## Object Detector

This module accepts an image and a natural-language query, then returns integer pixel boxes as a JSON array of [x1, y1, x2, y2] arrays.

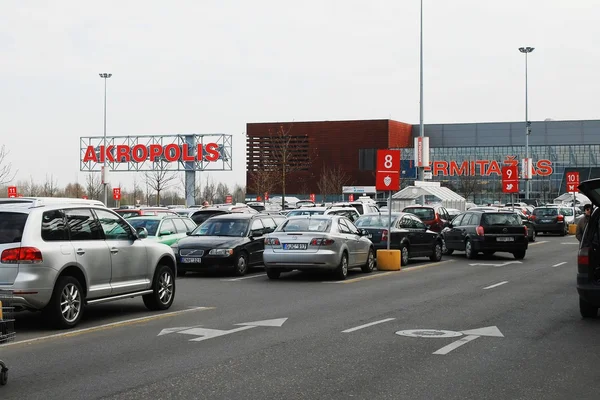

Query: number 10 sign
[[502, 166, 519, 193]]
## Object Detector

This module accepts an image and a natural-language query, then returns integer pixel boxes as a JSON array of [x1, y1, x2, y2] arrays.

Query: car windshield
[[0, 212, 27, 244], [286, 210, 325, 217], [403, 207, 435, 220], [559, 208, 574, 216], [192, 219, 249, 237], [481, 213, 522, 226], [279, 219, 332, 232], [533, 208, 558, 217], [355, 215, 397, 227], [127, 219, 161, 236]]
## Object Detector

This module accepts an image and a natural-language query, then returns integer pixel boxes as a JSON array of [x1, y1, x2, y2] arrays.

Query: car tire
[[43, 276, 85, 329], [580, 297, 598, 318], [442, 239, 453, 255], [465, 240, 477, 259], [560, 226, 567, 236], [400, 244, 409, 266], [266, 269, 281, 280], [233, 253, 249, 276], [143, 264, 176, 311], [361, 248, 376, 273], [513, 250, 526, 260], [430, 241, 443, 262], [334, 252, 349, 280], [530, 229, 536, 242]]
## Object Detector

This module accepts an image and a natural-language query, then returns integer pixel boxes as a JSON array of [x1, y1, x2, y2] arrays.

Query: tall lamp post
[[418, 0, 424, 182], [518, 47, 534, 199], [99, 73, 112, 206]]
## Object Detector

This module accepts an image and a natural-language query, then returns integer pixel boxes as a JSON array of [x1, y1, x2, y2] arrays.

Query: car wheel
[[143, 264, 176, 311], [334, 252, 349, 280], [465, 240, 476, 259], [441, 239, 453, 255], [233, 253, 249, 276], [513, 250, 526, 260], [560, 226, 567, 236], [400, 244, 409, 266], [361, 248, 375, 273], [430, 241, 443, 262], [580, 297, 598, 318], [266, 268, 281, 280], [530, 229, 536, 242], [44, 276, 84, 329]]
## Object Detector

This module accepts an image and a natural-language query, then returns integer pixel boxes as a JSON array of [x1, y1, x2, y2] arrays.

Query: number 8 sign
[[376, 150, 400, 191]]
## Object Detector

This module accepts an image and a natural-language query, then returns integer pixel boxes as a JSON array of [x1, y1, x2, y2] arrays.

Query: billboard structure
[[80, 134, 233, 206]]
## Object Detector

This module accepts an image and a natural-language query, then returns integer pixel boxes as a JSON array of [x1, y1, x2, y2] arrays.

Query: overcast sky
[[1, 0, 598, 192]]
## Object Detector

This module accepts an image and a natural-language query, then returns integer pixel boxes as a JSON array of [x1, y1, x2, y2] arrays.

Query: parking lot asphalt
[[1, 234, 594, 400]]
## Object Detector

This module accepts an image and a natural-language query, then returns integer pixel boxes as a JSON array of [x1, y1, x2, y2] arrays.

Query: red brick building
[[246, 119, 413, 196]]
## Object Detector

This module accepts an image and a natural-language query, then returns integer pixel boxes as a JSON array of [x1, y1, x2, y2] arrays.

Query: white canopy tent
[[553, 192, 591, 205], [390, 182, 466, 212]]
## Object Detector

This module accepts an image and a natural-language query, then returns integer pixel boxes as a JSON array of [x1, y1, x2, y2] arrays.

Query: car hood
[[176, 236, 247, 248]]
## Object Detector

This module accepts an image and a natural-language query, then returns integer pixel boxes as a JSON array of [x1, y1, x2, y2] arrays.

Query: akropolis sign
[[424, 156, 553, 177], [82, 143, 220, 163]]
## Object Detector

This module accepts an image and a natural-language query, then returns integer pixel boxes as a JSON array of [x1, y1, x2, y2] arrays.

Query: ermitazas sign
[[425, 156, 553, 177], [82, 143, 220, 163]]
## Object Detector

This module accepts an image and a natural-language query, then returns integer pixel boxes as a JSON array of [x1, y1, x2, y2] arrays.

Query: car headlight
[[209, 248, 234, 256]]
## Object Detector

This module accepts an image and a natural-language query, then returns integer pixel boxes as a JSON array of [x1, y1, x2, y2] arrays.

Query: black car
[[499, 208, 536, 242], [576, 179, 600, 318], [442, 210, 528, 259], [531, 206, 568, 236], [354, 212, 444, 266], [172, 214, 281, 276]]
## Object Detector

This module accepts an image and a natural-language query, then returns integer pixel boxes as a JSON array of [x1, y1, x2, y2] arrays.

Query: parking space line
[[1, 306, 214, 348], [552, 262, 567, 268], [529, 241, 548, 246], [561, 242, 579, 245], [483, 281, 508, 290], [328, 260, 454, 284], [221, 273, 268, 282], [342, 318, 396, 333]]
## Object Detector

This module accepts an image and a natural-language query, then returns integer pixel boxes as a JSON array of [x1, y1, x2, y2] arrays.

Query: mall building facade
[[246, 119, 600, 203]]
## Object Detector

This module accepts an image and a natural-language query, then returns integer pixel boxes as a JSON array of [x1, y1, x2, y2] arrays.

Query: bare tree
[[0, 145, 16, 185], [144, 164, 178, 206], [202, 175, 217, 205], [232, 184, 246, 203], [41, 174, 59, 197], [85, 173, 103, 200], [64, 182, 85, 198], [248, 168, 278, 201], [215, 182, 230, 204], [131, 177, 144, 206], [317, 166, 350, 201], [456, 175, 483, 201]]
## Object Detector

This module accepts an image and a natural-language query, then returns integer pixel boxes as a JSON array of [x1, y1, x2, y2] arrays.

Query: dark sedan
[[171, 214, 279, 276], [354, 212, 444, 266], [442, 210, 528, 259]]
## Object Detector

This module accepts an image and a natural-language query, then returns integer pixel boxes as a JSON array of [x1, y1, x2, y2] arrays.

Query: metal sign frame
[[79, 134, 233, 172]]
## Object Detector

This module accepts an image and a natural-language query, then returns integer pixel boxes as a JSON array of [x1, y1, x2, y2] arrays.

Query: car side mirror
[[250, 229, 264, 238], [136, 227, 148, 239], [159, 230, 172, 236]]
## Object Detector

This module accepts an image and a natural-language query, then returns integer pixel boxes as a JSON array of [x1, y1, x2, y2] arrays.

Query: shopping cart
[[0, 290, 15, 386]]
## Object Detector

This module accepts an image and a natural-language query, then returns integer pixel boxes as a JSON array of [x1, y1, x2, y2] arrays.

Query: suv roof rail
[[0, 197, 106, 208]]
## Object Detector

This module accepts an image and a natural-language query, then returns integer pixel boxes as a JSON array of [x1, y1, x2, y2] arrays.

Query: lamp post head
[[99, 73, 112, 78], [519, 47, 534, 54]]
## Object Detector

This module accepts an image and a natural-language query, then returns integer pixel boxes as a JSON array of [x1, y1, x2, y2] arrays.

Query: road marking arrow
[[433, 326, 504, 355], [235, 318, 288, 327], [460, 326, 504, 337], [158, 318, 288, 342], [469, 261, 522, 267]]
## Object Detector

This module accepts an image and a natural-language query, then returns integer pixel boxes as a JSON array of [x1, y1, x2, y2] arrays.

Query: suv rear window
[[403, 207, 435, 221], [0, 212, 27, 244], [481, 213, 522, 226], [280, 219, 332, 232], [533, 208, 558, 217]]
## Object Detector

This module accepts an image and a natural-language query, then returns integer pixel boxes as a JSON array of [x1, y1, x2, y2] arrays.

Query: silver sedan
[[263, 215, 375, 280]]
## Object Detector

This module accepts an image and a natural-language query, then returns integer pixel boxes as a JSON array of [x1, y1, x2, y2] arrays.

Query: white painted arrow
[[235, 318, 288, 327], [460, 326, 504, 337], [433, 326, 504, 355], [158, 318, 288, 342], [469, 261, 522, 267]]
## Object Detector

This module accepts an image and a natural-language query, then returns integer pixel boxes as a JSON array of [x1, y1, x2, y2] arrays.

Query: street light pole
[[518, 47, 534, 199], [418, 0, 424, 182], [99, 73, 112, 206]]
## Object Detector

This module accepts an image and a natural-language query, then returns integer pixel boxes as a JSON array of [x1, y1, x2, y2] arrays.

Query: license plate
[[541, 220, 551, 223], [497, 237, 515, 242], [181, 257, 202, 263], [283, 243, 308, 250]]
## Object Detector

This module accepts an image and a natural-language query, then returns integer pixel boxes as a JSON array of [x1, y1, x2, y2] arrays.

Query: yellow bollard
[[376, 249, 401, 271], [568, 224, 577, 235], [0, 300, 3, 320]]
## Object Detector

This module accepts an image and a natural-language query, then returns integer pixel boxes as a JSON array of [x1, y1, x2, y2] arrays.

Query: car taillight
[[310, 238, 335, 246], [476, 226, 485, 236], [578, 247, 589, 273], [264, 238, 280, 245], [381, 229, 389, 242], [557, 215, 564, 222], [524, 226, 528, 236], [530, 215, 536, 221], [1, 247, 43, 264]]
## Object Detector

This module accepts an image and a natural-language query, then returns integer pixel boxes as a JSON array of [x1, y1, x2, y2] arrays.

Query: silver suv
[[0, 200, 177, 329]]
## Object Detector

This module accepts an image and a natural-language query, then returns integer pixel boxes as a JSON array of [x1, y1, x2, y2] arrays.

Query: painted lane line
[[561, 242, 579, 245], [327, 260, 455, 284], [432, 335, 480, 355], [552, 262, 567, 268], [529, 240, 548, 246], [1, 306, 214, 348], [483, 281, 509, 290], [222, 273, 267, 282], [342, 318, 396, 333]]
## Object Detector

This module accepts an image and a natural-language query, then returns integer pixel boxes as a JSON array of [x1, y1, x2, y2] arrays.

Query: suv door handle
[[76, 249, 85, 255], [110, 247, 119, 254]]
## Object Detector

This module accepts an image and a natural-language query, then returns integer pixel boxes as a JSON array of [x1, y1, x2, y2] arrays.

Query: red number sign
[[7, 186, 17, 198], [309, 193, 315, 202], [566, 172, 580, 193], [264, 192, 269, 201], [225, 195, 233, 204], [502, 166, 519, 193], [376, 150, 401, 191], [348, 194, 354, 202], [113, 188, 121, 201], [82, 196, 88, 200]]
